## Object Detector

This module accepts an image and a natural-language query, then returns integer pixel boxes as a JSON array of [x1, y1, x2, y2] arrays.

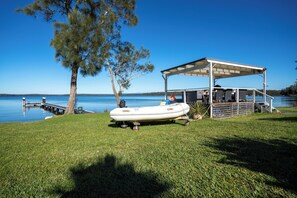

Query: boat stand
[[111, 115, 190, 131], [132, 122, 140, 131], [174, 115, 190, 126]]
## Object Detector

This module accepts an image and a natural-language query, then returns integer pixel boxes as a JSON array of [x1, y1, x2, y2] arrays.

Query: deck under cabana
[[161, 57, 275, 118]]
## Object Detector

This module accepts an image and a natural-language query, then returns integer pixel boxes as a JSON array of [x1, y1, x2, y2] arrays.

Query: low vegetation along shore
[[0, 110, 297, 197]]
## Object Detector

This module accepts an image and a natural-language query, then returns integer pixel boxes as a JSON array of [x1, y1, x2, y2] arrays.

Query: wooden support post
[[253, 90, 256, 103], [209, 62, 213, 118], [22, 105, 26, 115], [22, 97, 26, 106], [236, 89, 239, 115], [163, 74, 168, 100], [269, 98, 273, 113], [236, 89, 239, 103]]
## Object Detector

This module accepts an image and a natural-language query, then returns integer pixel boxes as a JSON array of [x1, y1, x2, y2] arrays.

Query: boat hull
[[110, 103, 190, 122]]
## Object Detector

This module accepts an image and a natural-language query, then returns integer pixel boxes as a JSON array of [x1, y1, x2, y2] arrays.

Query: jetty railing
[[42, 103, 67, 115], [22, 97, 93, 115]]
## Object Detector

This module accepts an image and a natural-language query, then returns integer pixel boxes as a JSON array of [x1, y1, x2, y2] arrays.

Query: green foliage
[[279, 61, 297, 96], [247, 90, 282, 96], [51, 10, 104, 76], [108, 41, 154, 90], [190, 101, 208, 118], [104, 35, 154, 105], [265, 90, 281, 96], [280, 83, 297, 96], [19, 0, 138, 76], [1, 112, 297, 197], [19, 0, 139, 113]]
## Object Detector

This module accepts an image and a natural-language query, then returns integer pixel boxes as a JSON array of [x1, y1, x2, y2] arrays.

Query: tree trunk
[[107, 61, 120, 106], [65, 66, 78, 114]]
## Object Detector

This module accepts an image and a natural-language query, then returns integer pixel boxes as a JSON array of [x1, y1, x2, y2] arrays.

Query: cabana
[[161, 57, 274, 118]]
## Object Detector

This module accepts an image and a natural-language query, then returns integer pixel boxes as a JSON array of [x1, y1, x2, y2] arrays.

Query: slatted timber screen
[[212, 102, 254, 119]]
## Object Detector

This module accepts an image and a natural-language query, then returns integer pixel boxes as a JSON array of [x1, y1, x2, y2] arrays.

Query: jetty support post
[[22, 104, 26, 115], [162, 74, 168, 100], [41, 97, 46, 109], [209, 62, 213, 118], [22, 97, 26, 106]]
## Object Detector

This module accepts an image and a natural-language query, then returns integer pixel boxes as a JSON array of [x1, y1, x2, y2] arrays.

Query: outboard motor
[[119, 100, 126, 108]]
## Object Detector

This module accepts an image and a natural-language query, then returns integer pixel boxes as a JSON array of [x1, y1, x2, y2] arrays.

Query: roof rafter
[[161, 57, 265, 79]]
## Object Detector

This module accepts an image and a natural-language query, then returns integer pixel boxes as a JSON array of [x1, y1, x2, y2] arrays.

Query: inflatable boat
[[110, 103, 190, 122]]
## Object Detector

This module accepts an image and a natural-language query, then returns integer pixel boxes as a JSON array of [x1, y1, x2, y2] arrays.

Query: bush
[[190, 102, 208, 119], [280, 83, 297, 96]]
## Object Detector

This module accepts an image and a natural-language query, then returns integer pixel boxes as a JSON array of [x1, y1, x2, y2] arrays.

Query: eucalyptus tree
[[105, 41, 154, 105], [19, 0, 137, 114]]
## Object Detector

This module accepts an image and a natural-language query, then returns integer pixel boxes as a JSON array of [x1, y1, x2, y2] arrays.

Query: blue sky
[[0, 0, 296, 94]]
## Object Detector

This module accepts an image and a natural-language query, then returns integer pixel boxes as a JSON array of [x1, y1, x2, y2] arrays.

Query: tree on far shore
[[294, 60, 297, 85], [19, 0, 137, 114], [280, 61, 297, 96]]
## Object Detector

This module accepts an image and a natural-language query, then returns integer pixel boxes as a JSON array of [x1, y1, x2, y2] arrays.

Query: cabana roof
[[161, 57, 266, 79]]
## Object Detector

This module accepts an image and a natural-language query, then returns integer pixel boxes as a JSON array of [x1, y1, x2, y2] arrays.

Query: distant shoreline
[[0, 92, 166, 96], [0, 90, 286, 96]]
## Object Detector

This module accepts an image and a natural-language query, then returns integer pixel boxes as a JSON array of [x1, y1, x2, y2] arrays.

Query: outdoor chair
[[224, 89, 233, 102], [202, 92, 209, 105], [239, 90, 247, 102], [185, 91, 198, 103], [214, 89, 224, 102], [196, 90, 204, 103], [234, 90, 247, 102]]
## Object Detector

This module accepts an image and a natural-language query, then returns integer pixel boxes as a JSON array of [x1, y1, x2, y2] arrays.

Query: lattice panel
[[213, 102, 254, 118]]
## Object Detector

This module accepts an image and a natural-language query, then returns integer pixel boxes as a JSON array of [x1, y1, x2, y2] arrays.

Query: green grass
[[278, 106, 297, 113], [0, 112, 297, 197]]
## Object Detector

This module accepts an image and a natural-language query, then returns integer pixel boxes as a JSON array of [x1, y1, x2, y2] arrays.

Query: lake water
[[0, 95, 296, 123], [0, 95, 164, 123]]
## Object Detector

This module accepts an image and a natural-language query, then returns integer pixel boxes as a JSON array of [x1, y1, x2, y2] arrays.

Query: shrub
[[190, 102, 208, 119]]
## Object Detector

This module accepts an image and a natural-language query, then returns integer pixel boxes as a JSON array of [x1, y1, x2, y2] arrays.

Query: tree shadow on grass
[[207, 137, 297, 194], [108, 120, 185, 129], [53, 154, 171, 197], [258, 116, 297, 122]]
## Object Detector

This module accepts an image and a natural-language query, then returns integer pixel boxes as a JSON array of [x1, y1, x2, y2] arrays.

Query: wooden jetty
[[24, 102, 42, 108], [22, 97, 93, 115], [42, 103, 67, 115]]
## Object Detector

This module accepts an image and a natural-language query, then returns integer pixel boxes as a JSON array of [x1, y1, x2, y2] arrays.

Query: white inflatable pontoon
[[110, 103, 190, 122]]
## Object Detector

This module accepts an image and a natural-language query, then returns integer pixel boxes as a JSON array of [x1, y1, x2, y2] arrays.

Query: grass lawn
[[278, 106, 297, 113], [0, 111, 297, 197]]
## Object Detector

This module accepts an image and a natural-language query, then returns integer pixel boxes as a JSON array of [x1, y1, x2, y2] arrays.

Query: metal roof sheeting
[[161, 57, 266, 79]]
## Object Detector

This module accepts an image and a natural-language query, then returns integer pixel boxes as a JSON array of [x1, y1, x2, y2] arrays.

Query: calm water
[[0, 95, 164, 123], [0, 95, 296, 123]]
